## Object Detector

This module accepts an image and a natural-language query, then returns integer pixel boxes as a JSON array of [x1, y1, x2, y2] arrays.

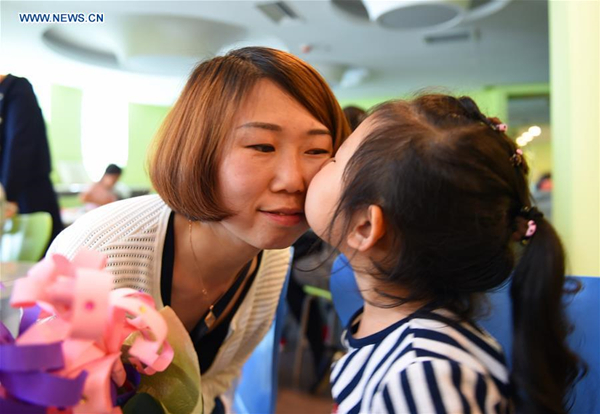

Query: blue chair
[[329, 254, 363, 328], [479, 277, 600, 414], [329, 253, 600, 413], [233, 253, 292, 414], [563, 277, 600, 413]]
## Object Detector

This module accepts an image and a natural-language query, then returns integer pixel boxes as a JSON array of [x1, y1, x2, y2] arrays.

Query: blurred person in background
[[342, 105, 367, 131], [533, 172, 552, 220], [0, 74, 63, 244], [80, 163, 123, 209]]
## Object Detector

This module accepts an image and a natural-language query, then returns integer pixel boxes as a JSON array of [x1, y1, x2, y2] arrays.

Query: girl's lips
[[260, 211, 305, 226]]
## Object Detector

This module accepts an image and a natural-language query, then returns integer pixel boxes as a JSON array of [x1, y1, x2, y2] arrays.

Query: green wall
[[523, 139, 552, 185], [125, 103, 170, 187], [47, 85, 82, 183], [549, 0, 599, 277], [46, 85, 169, 189]]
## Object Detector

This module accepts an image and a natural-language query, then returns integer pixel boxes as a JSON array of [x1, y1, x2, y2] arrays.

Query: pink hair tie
[[525, 220, 537, 238], [518, 206, 543, 244], [510, 149, 524, 167], [495, 123, 508, 132]]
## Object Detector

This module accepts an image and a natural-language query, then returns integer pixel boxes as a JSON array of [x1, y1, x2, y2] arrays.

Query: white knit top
[[48, 195, 292, 413]]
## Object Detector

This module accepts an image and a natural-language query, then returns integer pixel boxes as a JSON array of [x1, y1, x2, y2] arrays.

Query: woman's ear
[[346, 205, 386, 252]]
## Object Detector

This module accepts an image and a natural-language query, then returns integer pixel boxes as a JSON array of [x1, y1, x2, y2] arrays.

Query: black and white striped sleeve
[[371, 359, 508, 414]]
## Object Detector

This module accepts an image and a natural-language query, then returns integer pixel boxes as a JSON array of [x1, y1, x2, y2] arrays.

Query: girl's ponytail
[[510, 215, 584, 413]]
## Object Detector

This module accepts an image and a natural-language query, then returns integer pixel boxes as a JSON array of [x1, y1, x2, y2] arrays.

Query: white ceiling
[[1, 0, 549, 104]]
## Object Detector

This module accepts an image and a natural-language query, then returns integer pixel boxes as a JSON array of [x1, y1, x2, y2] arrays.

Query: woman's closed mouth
[[259, 208, 305, 226]]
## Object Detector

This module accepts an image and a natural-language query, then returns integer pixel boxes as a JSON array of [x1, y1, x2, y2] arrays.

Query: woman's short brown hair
[[148, 47, 350, 221]]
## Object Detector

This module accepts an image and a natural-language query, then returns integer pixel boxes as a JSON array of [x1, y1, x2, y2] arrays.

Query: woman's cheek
[[223, 151, 267, 178], [218, 153, 263, 201]]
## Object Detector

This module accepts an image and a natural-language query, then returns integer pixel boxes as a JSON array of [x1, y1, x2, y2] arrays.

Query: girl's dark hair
[[331, 94, 584, 413]]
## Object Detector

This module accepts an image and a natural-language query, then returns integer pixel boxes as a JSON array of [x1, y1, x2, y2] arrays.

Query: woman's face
[[305, 118, 372, 243], [217, 79, 334, 250]]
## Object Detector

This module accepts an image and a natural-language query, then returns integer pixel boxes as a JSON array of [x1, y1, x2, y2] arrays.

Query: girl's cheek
[[306, 161, 328, 182]]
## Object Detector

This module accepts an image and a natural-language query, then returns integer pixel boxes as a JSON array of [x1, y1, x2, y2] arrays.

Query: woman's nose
[[270, 153, 307, 194]]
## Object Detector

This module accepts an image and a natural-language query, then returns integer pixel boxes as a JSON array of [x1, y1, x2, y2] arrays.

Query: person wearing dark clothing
[[288, 231, 328, 366], [0, 74, 63, 243], [342, 105, 367, 131]]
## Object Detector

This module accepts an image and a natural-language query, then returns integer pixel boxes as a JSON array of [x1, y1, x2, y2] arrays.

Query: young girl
[[305, 95, 584, 413]]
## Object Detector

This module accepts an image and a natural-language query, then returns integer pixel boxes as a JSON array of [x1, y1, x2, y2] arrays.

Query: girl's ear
[[346, 205, 386, 252]]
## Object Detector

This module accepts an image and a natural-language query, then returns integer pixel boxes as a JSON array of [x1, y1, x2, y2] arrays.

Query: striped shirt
[[331, 307, 512, 414]]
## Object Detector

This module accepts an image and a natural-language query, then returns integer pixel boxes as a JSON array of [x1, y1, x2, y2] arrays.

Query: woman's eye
[[248, 144, 275, 153], [306, 149, 331, 155]]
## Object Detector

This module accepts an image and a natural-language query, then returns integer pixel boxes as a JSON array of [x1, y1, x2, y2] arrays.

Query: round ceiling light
[[311, 62, 348, 87], [362, 0, 470, 30], [42, 14, 248, 75]]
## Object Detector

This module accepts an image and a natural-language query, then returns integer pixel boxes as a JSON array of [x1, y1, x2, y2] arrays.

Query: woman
[[49, 47, 350, 413]]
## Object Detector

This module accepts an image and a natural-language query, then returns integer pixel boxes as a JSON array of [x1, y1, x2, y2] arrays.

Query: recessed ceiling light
[[528, 126, 542, 137]]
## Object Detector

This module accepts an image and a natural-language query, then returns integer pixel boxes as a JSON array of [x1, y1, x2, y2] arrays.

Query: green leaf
[[124, 306, 203, 414]]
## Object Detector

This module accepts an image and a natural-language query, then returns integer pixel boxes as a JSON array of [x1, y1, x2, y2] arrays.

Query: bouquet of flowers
[[0, 249, 202, 413]]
